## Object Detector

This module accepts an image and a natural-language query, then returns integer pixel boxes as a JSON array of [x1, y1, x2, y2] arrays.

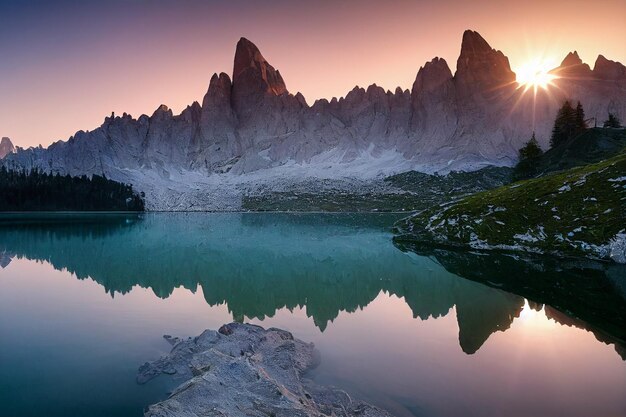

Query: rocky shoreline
[[138, 323, 392, 417]]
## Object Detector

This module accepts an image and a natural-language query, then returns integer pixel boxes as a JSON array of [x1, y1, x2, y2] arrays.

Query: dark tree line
[[0, 167, 145, 211], [550, 100, 588, 148], [514, 101, 622, 179]]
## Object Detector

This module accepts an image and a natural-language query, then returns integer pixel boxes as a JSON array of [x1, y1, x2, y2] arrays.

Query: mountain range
[[3, 30, 625, 210]]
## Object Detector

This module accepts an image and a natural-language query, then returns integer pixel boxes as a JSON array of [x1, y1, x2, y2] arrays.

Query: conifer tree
[[550, 100, 577, 148], [574, 101, 587, 134], [514, 132, 544, 179], [603, 113, 622, 128], [518, 132, 543, 160], [0, 167, 145, 211]]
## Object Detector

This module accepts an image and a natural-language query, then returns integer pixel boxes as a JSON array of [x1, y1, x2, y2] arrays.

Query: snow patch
[[558, 184, 571, 193], [609, 233, 626, 264], [514, 232, 539, 243]]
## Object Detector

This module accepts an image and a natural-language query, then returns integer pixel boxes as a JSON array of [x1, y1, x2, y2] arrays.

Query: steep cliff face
[[4, 30, 626, 210], [455, 30, 517, 100], [553, 51, 594, 79], [193, 72, 239, 172], [593, 55, 626, 81], [0, 137, 15, 159]]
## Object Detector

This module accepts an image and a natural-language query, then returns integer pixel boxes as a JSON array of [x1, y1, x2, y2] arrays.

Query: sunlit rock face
[[0, 137, 14, 159], [4, 30, 626, 210]]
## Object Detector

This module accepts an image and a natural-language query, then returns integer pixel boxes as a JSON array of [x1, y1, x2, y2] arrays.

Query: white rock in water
[[138, 323, 393, 417]]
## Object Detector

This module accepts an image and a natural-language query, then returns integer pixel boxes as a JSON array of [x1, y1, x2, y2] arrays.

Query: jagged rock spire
[[232, 37, 287, 96], [561, 51, 583, 67], [411, 57, 457, 133], [593, 55, 626, 80], [455, 30, 516, 96], [151, 104, 173, 119], [230, 37, 291, 124], [202, 72, 233, 110], [553, 51, 592, 78], [412, 57, 453, 94], [0, 137, 15, 159]]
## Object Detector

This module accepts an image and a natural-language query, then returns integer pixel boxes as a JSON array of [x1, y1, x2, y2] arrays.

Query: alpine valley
[[2, 30, 625, 210]]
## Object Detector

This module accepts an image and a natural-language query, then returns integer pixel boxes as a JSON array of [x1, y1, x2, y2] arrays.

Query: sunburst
[[516, 58, 559, 93]]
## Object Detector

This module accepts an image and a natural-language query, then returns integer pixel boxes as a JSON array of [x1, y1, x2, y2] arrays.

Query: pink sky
[[1, 0, 625, 148]]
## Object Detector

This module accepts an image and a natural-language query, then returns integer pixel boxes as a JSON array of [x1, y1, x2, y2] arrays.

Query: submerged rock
[[138, 323, 392, 417]]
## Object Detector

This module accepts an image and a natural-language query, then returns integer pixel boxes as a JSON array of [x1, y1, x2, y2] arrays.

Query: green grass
[[396, 151, 626, 260]]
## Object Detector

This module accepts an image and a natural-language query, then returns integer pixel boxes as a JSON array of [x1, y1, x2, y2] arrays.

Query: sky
[[1, 0, 625, 148]]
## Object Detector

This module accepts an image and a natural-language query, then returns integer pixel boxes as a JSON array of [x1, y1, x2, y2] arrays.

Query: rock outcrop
[[455, 30, 516, 99], [0, 137, 14, 159], [593, 55, 626, 81], [138, 323, 392, 417], [552, 51, 594, 79], [233, 37, 288, 98], [3, 30, 625, 210]]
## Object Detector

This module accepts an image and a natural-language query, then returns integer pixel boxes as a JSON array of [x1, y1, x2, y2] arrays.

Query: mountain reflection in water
[[0, 212, 624, 359], [394, 238, 626, 359]]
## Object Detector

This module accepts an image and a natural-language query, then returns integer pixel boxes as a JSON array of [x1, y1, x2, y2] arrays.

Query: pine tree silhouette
[[0, 167, 145, 211]]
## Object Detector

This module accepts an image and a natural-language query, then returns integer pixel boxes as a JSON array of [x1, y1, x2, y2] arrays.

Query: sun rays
[[516, 58, 559, 93]]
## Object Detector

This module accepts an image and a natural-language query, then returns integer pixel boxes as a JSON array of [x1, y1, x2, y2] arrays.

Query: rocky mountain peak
[[202, 72, 233, 110], [151, 104, 173, 120], [412, 57, 453, 94], [0, 137, 15, 159], [561, 51, 583, 67], [294, 92, 308, 106], [210, 72, 232, 91], [554, 51, 592, 78], [593, 55, 626, 80], [179, 101, 202, 123], [233, 37, 287, 96], [459, 30, 493, 55], [455, 30, 516, 96]]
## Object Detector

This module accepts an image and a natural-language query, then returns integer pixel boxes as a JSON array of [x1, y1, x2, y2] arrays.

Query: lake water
[[0, 213, 624, 417]]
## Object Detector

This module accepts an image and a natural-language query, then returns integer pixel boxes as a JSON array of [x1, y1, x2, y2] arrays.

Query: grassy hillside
[[395, 151, 626, 262]]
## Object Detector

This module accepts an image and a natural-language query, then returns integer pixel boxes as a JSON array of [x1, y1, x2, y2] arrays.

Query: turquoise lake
[[0, 213, 624, 417]]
